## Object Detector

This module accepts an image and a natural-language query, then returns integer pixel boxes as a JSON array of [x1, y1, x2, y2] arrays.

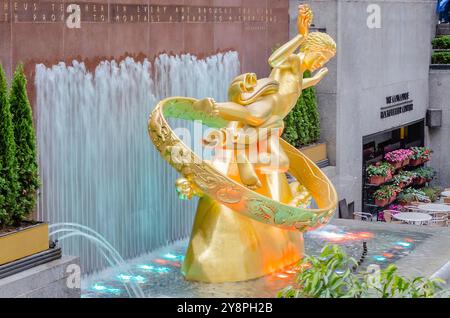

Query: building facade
[[289, 0, 438, 210]]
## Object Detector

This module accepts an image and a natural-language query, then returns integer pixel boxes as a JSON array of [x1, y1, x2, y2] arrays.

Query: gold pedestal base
[[182, 196, 304, 283]]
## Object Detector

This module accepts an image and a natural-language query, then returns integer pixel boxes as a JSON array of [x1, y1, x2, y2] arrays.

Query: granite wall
[[428, 69, 450, 188], [289, 0, 436, 209], [0, 0, 289, 101]]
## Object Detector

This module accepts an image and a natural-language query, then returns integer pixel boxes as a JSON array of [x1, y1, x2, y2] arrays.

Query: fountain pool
[[81, 221, 432, 298]]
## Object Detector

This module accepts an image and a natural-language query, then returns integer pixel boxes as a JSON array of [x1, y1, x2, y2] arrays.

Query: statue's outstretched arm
[[217, 100, 272, 126], [268, 34, 306, 68], [268, 4, 312, 68], [302, 68, 329, 89], [193, 98, 272, 126]]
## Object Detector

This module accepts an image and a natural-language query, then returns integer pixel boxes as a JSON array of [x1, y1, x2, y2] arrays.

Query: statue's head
[[300, 32, 336, 72]]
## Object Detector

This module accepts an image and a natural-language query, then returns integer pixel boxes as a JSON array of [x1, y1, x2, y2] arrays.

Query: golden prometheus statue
[[148, 5, 337, 282]]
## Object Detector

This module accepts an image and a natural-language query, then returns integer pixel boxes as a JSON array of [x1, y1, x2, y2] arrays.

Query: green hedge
[[0, 64, 20, 227], [9, 64, 40, 222], [432, 51, 450, 64], [0, 64, 40, 228], [282, 71, 321, 147], [432, 36, 450, 49]]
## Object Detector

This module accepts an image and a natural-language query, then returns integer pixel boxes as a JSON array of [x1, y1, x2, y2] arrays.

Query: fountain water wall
[[35, 52, 240, 273]]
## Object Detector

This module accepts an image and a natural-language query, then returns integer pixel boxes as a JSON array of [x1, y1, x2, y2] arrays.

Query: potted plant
[[392, 172, 413, 189], [374, 185, 399, 207], [415, 167, 436, 183], [394, 170, 416, 189], [422, 187, 442, 203], [0, 64, 46, 266], [384, 149, 413, 170], [410, 147, 433, 166], [366, 162, 393, 185], [397, 188, 429, 205]]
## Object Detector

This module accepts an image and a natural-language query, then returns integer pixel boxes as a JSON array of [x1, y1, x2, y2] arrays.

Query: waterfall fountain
[[35, 52, 240, 273]]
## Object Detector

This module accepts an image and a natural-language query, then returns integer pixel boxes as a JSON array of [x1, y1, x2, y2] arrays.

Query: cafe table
[[417, 203, 450, 213], [441, 191, 450, 197], [392, 212, 432, 225]]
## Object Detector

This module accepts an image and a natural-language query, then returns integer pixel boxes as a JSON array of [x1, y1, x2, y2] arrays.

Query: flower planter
[[368, 175, 386, 186], [299, 143, 327, 164], [0, 222, 49, 266], [411, 159, 422, 166], [375, 193, 397, 207], [375, 198, 389, 207], [410, 158, 423, 166], [398, 181, 407, 189], [388, 194, 397, 204], [384, 171, 393, 183], [388, 161, 403, 170], [402, 158, 410, 167], [414, 177, 427, 185]]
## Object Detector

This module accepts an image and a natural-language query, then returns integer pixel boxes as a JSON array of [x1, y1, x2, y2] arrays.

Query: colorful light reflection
[[117, 273, 148, 283], [92, 284, 122, 295], [310, 229, 375, 243], [138, 265, 154, 270], [373, 255, 386, 262], [138, 264, 170, 274], [164, 253, 184, 261], [93, 283, 107, 291], [395, 241, 412, 248]]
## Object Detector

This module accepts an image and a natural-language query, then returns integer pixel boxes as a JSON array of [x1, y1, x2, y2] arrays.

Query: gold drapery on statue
[[148, 4, 338, 282]]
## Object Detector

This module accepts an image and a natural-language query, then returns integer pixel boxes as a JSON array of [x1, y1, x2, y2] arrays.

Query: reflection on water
[[82, 224, 430, 298]]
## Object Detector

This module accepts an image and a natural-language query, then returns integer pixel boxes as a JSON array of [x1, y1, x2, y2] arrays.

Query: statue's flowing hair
[[300, 32, 336, 55]]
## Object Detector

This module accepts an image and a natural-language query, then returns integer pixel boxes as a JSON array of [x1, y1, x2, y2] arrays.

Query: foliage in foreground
[[0, 64, 20, 227], [0, 63, 40, 227], [278, 244, 448, 298], [9, 64, 40, 222]]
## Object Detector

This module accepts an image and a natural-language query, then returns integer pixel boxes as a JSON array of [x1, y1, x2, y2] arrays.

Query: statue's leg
[[255, 132, 289, 174], [236, 152, 261, 189]]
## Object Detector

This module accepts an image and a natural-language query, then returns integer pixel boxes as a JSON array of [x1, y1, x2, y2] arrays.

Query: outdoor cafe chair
[[383, 210, 403, 224], [428, 212, 448, 227], [404, 205, 420, 212], [353, 212, 374, 222]]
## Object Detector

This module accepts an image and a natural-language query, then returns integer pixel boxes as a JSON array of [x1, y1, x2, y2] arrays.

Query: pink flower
[[384, 149, 413, 162]]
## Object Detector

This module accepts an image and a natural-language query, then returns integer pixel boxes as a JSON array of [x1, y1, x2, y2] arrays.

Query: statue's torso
[[259, 54, 303, 130]]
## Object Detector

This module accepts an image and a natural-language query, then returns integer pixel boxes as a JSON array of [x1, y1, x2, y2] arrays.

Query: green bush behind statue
[[282, 70, 321, 147]]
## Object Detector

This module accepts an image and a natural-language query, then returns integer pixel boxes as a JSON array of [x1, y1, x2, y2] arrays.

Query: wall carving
[[0, 1, 287, 24]]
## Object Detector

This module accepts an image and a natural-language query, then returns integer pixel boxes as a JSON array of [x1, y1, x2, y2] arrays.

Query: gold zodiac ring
[[148, 97, 338, 232]]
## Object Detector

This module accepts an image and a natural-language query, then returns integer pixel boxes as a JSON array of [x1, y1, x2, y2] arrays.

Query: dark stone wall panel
[[0, 0, 289, 103]]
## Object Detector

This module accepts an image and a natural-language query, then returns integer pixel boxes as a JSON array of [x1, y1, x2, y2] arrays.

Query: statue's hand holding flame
[[297, 4, 313, 36]]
